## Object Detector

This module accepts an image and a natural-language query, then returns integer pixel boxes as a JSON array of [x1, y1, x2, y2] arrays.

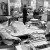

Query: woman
[[23, 5, 27, 25]]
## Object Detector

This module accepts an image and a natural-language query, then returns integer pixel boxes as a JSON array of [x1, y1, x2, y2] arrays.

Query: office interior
[[0, 0, 50, 50]]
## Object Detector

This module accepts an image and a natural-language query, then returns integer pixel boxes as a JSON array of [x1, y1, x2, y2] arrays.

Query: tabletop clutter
[[0, 18, 48, 50]]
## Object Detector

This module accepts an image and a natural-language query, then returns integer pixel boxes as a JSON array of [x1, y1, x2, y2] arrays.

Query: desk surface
[[0, 21, 45, 38], [9, 28, 45, 37]]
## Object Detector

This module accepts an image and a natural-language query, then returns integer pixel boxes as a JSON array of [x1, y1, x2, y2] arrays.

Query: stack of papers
[[0, 21, 45, 38], [30, 26, 39, 30], [40, 21, 46, 24], [35, 29, 45, 33], [30, 18, 38, 21], [32, 41, 48, 47]]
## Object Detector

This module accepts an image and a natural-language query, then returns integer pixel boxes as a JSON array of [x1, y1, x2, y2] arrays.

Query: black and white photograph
[[0, 0, 50, 50]]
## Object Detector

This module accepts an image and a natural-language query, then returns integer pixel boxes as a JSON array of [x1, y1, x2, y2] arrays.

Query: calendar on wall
[[31, 0, 36, 10]]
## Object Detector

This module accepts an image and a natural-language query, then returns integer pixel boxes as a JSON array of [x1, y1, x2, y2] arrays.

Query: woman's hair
[[24, 5, 26, 7]]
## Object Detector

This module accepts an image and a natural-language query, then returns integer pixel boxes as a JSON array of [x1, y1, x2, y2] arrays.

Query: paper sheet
[[32, 41, 48, 46], [0, 21, 45, 37]]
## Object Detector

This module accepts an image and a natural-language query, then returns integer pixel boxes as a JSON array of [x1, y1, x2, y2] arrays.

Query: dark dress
[[23, 7, 27, 24]]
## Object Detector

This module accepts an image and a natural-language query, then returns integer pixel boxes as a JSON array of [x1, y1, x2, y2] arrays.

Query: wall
[[0, 0, 46, 15], [21, 0, 44, 9], [21, 0, 31, 6], [36, 0, 44, 9]]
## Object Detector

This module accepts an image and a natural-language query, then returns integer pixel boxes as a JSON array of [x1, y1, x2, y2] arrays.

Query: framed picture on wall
[[8, 0, 21, 15]]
